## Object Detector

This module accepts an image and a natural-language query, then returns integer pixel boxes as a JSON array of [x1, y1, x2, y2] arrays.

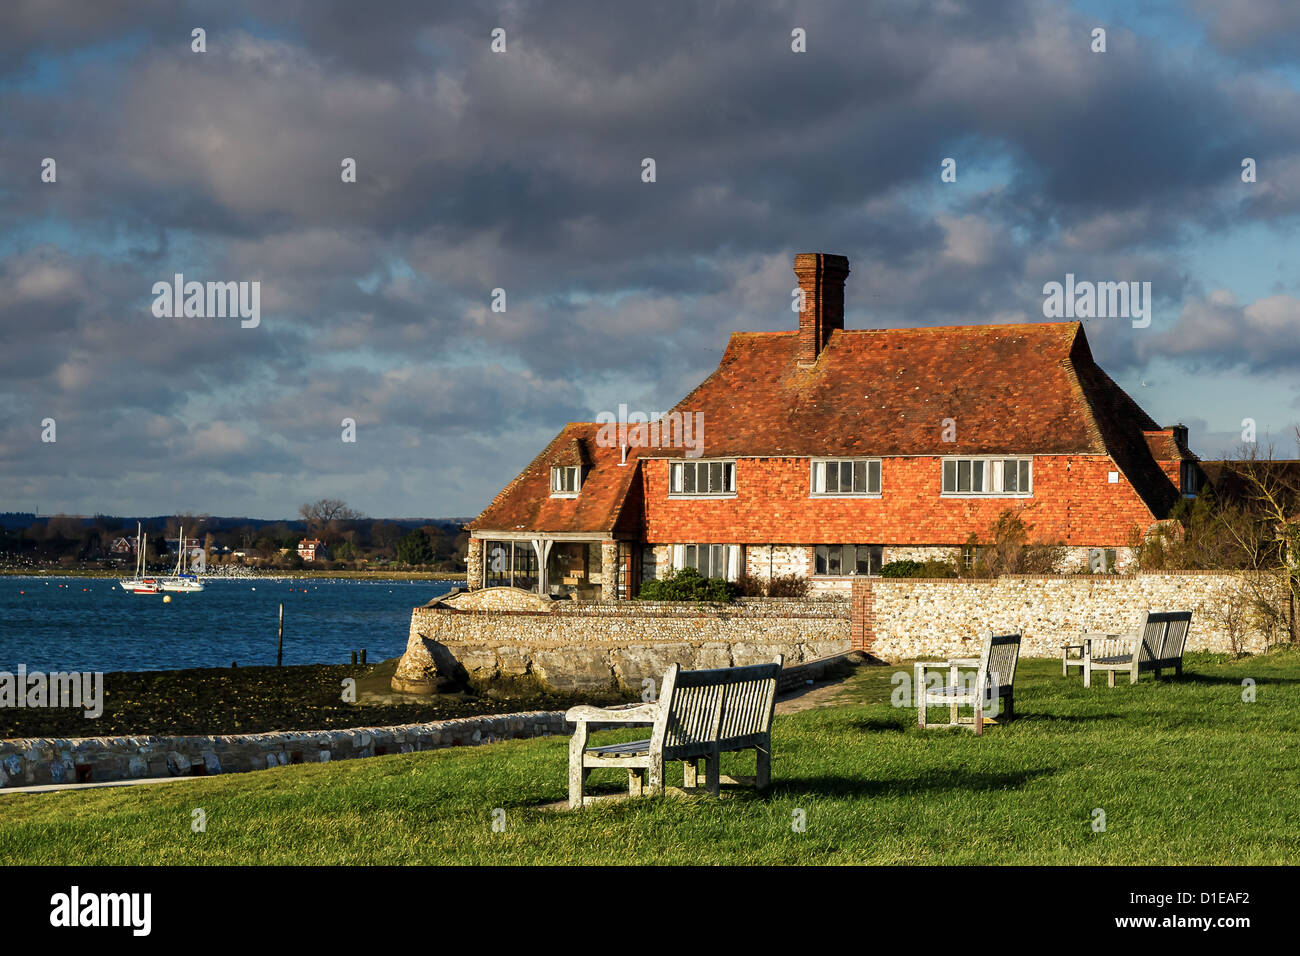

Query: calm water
[[0, 577, 460, 672]]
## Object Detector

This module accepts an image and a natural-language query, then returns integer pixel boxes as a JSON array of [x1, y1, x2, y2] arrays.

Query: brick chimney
[[794, 253, 850, 365]]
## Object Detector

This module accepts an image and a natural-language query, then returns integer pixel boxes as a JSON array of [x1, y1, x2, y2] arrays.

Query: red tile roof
[[467, 424, 640, 535], [653, 322, 1122, 454], [469, 320, 1183, 534]]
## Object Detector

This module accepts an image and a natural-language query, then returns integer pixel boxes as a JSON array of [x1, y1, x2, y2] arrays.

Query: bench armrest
[[564, 702, 659, 724], [946, 657, 980, 668]]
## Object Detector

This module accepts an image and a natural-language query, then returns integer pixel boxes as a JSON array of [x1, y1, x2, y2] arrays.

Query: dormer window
[[551, 465, 582, 497], [1181, 461, 1200, 498]]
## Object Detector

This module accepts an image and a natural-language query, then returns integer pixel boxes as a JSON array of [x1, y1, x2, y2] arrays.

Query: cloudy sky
[[1, 0, 1298, 519]]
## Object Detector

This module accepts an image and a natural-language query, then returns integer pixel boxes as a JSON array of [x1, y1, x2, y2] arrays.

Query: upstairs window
[[1181, 461, 1200, 497], [669, 460, 736, 496], [550, 466, 582, 497], [942, 457, 1032, 496], [811, 459, 881, 496]]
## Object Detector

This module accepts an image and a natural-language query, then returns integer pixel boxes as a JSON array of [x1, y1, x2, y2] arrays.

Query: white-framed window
[[941, 457, 1032, 496], [669, 460, 736, 496], [550, 465, 582, 497], [810, 459, 881, 496], [813, 544, 884, 576], [672, 544, 742, 581]]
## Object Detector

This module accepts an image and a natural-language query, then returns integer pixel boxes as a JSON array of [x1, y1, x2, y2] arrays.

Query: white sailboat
[[119, 523, 161, 593], [161, 524, 205, 592]]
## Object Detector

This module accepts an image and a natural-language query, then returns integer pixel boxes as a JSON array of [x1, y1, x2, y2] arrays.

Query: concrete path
[[0, 774, 203, 796]]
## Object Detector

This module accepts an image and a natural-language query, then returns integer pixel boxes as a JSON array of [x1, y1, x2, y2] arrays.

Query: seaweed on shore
[[0, 661, 627, 740]]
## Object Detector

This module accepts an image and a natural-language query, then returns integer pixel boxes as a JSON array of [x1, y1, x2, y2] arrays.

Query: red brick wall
[[850, 577, 873, 651], [640, 455, 1162, 547]]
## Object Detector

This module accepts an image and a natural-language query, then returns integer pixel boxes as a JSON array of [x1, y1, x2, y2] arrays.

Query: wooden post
[[277, 603, 284, 667], [361, 648, 367, 665]]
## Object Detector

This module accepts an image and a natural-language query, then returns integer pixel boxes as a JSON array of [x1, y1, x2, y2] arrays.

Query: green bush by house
[[636, 567, 738, 602]]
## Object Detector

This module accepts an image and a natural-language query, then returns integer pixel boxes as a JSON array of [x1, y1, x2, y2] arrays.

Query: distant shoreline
[[0, 568, 466, 581]]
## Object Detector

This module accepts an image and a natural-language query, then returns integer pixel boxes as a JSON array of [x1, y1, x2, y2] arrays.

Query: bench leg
[[917, 700, 926, 729], [756, 744, 771, 791], [973, 702, 984, 736], [647, 755, 664, 796], [568, 765, 588, 809], [1130, 664, 1138, 685], [682, 759, 699, 789], [1083, 664, 1091, 688], [1176, 661, 1183, 677], [1062, 653, 1068, 678], [568, 727, 590, 809], [1107, 669, 1115, 688], [705, 752, 721, 797], [628, 768, 645, 798], [1003, 691, 1014, 721]]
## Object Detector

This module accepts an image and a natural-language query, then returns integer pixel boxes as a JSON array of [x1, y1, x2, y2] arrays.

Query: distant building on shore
[[297, 539, 329, 562]]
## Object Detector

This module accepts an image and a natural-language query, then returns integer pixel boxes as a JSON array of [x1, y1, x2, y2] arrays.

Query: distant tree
[[370, 520, 403, 558], [396, 529, 435, 566], [299, 499, 366, 547]]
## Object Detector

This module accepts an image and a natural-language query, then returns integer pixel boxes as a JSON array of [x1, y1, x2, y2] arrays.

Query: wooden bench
[[1082, 611, 1193, 687], [914, 632, 1021, 735], [1060, 641, 1088, 678], [565, 657, 783, 809]]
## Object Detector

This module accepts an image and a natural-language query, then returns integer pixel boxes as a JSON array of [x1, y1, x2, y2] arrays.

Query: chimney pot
[[794, 253, 850, 365]]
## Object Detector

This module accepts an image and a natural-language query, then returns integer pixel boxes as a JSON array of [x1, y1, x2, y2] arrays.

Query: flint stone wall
[[857, 571, 1284, 660], [0, 711, 567, 790], [393, 587, 851, 694]]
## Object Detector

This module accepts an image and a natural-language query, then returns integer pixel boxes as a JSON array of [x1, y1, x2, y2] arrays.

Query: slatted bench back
[[981, 632, 1022, 697], [1136, 612, 1165, 663], [1152, 611, 1192, 661], [656, 658, 782, 761]]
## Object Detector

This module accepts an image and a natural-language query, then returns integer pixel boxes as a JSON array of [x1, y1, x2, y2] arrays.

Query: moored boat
[[160, 524, 205, 592], [119, 524, 163, 594]]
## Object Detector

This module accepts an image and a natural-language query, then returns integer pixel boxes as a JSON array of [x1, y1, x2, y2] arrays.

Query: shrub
[[766, 573, 810, 598], [735, 572, 810, 597], [880, 559, 957, 578], [635, 567, 738, 602], [966, 510, 1066, 577]]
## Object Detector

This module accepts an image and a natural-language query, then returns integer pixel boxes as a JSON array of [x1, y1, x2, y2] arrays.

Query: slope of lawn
[[2, 650, 1298, 865]]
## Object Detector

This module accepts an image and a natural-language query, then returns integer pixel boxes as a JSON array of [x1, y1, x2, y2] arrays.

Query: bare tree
[[299, 498, 366, 547], [970, 508, 1067, 577], [1209, 435, 1300, 644]]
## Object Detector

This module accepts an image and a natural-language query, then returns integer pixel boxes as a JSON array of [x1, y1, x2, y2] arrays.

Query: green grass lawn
[[2, 650, 1298, 865]]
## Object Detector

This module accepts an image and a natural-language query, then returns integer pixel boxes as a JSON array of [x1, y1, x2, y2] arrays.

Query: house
[[297, 539, 328, 562], [108, 537, 136, 555], [465, 252, 1200, 598]]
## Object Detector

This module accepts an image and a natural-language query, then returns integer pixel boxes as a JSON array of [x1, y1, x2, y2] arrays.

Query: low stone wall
[[0, 711, 567, 790], [855, 571, 1285, 660], [393, 587, 851, 694]]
